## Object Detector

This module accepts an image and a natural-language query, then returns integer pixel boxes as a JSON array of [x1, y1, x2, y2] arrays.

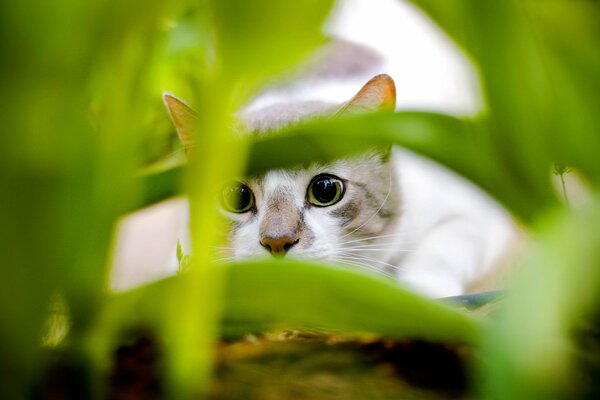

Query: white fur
[[391, 149, 515, 296], [224, 168, 353, 262]]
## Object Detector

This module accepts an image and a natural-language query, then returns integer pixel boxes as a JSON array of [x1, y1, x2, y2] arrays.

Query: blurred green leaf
[[152, 1, 338, 397], [412, 2, 557, 203], [91, 260, 482, 353], [412, 0, 600, 188], [481, 198, 600, 399], [138, 161, 186, 211], [222, 259, 483, 343], [135, 111, 558, 221], [212, 0, 334, 93], [247, 112, 541, 218], [0, 0, 178, 396]]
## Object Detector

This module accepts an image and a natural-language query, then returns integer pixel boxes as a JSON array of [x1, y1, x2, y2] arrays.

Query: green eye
[[221, 182, 254, 213], [307, 174, 345, 207]]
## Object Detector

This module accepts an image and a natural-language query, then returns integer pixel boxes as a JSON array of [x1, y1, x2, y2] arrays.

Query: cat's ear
[[163, 93, 198, 153], [336, 75, 396, 161], [336, 74, 396, 115]]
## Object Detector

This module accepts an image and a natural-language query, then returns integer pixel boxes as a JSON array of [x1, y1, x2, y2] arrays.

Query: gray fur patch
[[239, 102, 337, 134], [331, 200, 361, 224]]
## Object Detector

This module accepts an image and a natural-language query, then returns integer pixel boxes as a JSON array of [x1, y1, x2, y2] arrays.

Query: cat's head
[[164, 75, 401, 273]]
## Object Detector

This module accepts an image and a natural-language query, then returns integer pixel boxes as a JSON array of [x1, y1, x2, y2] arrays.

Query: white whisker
[[337, 233, 408, 246], [336, 253, 401, 272], [331, 255, 397, 277], [342, 248, 411, 253], [332, 259, 393, 278], [341, 243, 412, 250]]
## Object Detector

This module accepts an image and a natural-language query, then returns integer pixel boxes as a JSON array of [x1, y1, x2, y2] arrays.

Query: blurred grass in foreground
[[1, 0, 600, 399]]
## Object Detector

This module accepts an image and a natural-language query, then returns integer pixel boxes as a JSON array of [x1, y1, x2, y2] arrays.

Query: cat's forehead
[[247, 165, 327, 194], [237, 101, 337, 134]]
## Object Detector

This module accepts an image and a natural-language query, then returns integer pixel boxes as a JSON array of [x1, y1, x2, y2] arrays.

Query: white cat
[[164, 74, 516, 298]]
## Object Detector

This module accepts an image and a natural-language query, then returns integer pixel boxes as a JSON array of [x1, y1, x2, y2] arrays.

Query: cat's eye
[[221, 182, 254, 213], [307, 174, 345, 207]]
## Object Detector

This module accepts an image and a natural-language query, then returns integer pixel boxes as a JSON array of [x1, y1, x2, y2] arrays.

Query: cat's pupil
[[314, 178, 337, 203], [222, 183, 253, 213], [309, 175, 344, 206]]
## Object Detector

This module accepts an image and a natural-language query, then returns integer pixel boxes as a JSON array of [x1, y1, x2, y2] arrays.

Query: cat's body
[[164, 73, 516, 298]]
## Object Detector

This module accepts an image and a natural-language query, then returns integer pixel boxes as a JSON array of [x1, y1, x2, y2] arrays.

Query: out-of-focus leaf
[[212, 0, 335, 92], [481, 199, 600, 399], [523, 1, 600, 184], [245, 112, 466, 173], [0, 0, 178, 396], [133, 111, 456, 211], [91, 260, 482, 359], [222, 259, 483, 343], [137, 162, 186, 212], [133, 111, 557, 221], [412, 0, 600, 187], [152, 1, 338, 397], [251, 112, 561, 221]]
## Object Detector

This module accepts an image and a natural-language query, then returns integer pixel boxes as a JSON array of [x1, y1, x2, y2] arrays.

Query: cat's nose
[[260, 236, 299, 257]]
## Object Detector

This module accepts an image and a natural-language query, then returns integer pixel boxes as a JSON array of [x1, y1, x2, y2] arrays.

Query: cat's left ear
[[163, 93, 198, 153], [336, 74, 396, 115]]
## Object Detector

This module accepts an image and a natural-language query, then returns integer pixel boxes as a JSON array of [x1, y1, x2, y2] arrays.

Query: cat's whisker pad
[[337, 254, 401, 271], [337, 233, 411, 246]]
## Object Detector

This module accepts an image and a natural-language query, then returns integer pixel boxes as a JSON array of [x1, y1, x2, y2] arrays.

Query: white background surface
[[327, 0, 480, 115]]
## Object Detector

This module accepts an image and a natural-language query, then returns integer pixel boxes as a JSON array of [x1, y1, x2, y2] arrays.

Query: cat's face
[[220, 150, 398, 264], [165, 74, 401, 273]]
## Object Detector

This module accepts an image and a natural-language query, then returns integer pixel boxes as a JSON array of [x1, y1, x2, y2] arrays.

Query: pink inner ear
[[163, 93, 197, 149], [338, 74, 397, 115]]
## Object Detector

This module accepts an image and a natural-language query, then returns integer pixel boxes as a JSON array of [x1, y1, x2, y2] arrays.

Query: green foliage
[[2, 0, 600, 398], [482, 203, 600, 399], [90, 260, 481, 366], [212, 0, 332, 88]]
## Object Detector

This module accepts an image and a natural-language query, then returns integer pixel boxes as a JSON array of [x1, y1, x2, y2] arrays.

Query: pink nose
[[260, 236, 299, 257]]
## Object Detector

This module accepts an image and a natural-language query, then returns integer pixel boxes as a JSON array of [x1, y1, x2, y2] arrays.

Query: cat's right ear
[[163, 93, 198, 154], [335, 74, 396, 116]]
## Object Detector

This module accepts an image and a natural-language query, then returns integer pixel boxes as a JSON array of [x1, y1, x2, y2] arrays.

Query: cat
[[163, 74, 516, 298]]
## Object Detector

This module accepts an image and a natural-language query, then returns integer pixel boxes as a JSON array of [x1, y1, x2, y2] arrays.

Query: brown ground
[[108, 330, 471, 400]]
